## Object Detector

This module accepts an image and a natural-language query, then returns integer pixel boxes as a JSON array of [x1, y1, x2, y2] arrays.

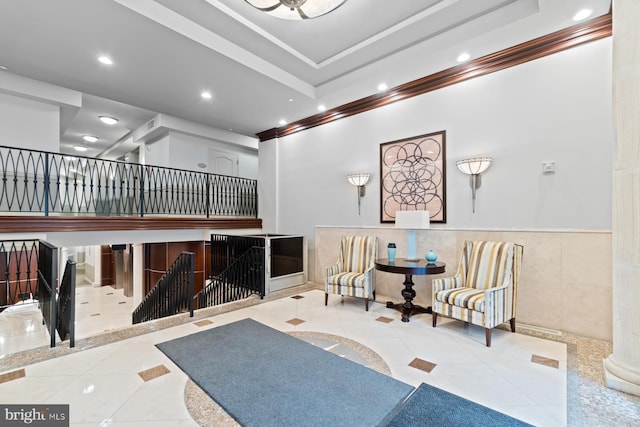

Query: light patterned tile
[[532, 354, 560, 369], [0, 368, 25, 384], [193, 320, 213, 327], [408, 357, 437, 373], [138, 364, 170, 382]]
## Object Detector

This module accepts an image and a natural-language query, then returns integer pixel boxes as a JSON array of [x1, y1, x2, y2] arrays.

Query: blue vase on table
[[425, 250, 437, 263], [387, 243, 396, 262]]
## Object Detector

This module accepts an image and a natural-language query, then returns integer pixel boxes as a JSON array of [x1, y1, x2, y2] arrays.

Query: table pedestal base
[[385, 273, 432, 322]]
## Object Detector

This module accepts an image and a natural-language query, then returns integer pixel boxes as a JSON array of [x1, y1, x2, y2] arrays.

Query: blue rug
[[156, 318, 414, 427], [383, 382, 534, 426]]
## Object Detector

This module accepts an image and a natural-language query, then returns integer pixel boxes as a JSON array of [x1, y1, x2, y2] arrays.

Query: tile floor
[[0, 284, 133, 356], [0, 288, 570, 426]]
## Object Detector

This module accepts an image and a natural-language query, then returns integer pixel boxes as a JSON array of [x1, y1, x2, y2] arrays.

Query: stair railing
[[0, 240, 39, 311], [132, 251, 194, 324], [56, 259, 76, 347], [37, 240, 58, 347], [197, 235, 265, 308]]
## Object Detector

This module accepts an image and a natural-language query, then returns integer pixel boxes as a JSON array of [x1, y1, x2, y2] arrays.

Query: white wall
[[0, 93, 60, 152], [258, 138, 278, 231], [144, 131, 258, 179], [144, 134, 172, 168], [169, 133, 258, 179], [260, 39, 613, 241], [84, 245, 100, 285]]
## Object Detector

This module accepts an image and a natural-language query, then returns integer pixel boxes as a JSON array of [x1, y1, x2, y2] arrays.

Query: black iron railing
[[197, 235, 265, 308], [132, 251, 195, 324], [0, 145, 257, 217], [0, 240, 39, 310], [37, 240, 57, 348], [56, 259, 76, 347]]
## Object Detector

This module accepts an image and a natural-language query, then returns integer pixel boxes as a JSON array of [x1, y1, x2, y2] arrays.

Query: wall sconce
[[347, 173, 370, 215], [395, 210, 430, 261], [456, 157, 492, 213]]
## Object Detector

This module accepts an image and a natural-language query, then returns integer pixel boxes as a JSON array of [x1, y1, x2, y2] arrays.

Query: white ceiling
[[0, 0, 610, 159]]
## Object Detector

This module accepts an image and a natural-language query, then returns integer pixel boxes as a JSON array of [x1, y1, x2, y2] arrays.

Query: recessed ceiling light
[[457, 52, 471, 62], [317, 105, 326, 112], [98, 55, 113, 65], [99, 116, 118, 125], [74, 146, 88, 152], [288, 98, 294, 102], [83, 135, 99, 143], [279, 119, 287, 126], [377, 83, 388, 91], [201, 91, 212, 99], [573, 9, 592, 21]]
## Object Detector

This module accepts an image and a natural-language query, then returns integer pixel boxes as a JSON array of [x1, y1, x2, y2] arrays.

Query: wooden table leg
[[386, 273, 431, 322]]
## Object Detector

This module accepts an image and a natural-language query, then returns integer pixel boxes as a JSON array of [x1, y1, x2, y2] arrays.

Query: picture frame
[[379, 130, 446, 223]]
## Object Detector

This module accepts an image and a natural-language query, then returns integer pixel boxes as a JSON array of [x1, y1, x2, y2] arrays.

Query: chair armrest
[[484, 284, 509, 305], [432, 273, 464, 292], [324, 263, 341, 280], [363, 266, 375, 291], [484, 283, 510, 294], [483, 284, 511, 326]]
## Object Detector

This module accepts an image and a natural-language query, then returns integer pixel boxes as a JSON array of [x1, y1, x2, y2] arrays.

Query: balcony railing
[[0, 145, 257, 217]]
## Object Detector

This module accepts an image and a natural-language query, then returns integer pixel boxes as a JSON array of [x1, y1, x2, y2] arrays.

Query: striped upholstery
[[341, 235, 375, 274], [432, 240, 523, 345], [463, 241, 512, 290], [437, 287, 486, 311], [324, 236, 377, 308]]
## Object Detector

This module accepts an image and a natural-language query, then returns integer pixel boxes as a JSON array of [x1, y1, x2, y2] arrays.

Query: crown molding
[[256, 12, 612, 142]]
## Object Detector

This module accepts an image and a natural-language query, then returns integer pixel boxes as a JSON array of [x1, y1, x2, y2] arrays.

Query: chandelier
[[244, 0, 347, 20]]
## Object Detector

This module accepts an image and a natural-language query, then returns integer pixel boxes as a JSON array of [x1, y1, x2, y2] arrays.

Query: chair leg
[[510, 318, 516, 333], [485, 328, 492, 347], [324, 292, 328, 306], [372, 290, 376, 301], [432, 312, 437, 327], [365, 298, 369, 311]]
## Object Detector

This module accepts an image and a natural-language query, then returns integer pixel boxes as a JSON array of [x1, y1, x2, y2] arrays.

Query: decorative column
[[604, 0, 640, 396], [132, 243, 144, 308]]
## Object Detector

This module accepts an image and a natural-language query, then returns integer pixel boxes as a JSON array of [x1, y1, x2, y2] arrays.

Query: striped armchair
[[431, 240, 523, 346], [324, 235, 377, 311]]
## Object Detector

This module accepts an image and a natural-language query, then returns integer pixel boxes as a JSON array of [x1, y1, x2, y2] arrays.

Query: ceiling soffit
[[115, 0, 532, 95]]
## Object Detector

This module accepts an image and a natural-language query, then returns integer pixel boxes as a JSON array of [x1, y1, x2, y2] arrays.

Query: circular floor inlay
[[184, 331, 391, 426]]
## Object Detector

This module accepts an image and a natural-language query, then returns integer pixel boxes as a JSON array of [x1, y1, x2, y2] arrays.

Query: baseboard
[[518, 323, 563, 336]]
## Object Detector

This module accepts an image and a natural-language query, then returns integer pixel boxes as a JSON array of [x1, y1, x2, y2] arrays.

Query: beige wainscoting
[[314, 226, 612, 341]]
